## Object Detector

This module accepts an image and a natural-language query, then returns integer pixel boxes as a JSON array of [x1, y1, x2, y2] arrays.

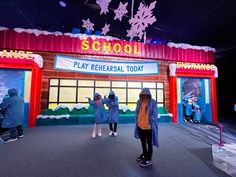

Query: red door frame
[[0, 58, 42, 128], [169, 71, 218, 124]]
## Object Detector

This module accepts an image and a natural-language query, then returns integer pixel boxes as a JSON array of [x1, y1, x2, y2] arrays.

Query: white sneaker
[[5, 138, 17, 143], [109, 131, 113, 136], [18, 135, 24, 139], [98, 133, 102, 137], [114, 132, 117, 136], [92, 132, 96, 138]]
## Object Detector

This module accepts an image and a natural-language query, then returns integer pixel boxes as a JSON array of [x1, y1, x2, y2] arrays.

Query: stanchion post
[[218, 124, 224, 147]]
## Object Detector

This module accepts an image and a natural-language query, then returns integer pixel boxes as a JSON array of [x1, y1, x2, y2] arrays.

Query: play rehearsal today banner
[[54, 55, 159, 75]]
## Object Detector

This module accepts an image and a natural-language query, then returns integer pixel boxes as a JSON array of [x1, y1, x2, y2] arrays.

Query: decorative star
[[82, 18, 94, 31], [102, 23, 110, 35], [114, 2, 128, 21], [127, 1, 157, 39], [96, 0, 111, 15]]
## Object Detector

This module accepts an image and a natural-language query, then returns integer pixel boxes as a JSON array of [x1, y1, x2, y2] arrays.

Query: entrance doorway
[[0, 69, 32, 127], [177, 77, 212, 123]]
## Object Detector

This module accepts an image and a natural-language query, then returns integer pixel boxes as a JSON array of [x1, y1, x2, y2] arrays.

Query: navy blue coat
[[0, 89, 24, 128], [105, 91, 119, 123]]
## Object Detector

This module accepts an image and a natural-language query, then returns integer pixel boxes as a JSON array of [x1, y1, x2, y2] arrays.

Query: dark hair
[[108, 94, 115, 99], [94, 95, 101, 100], [140, 94, 151, 99]]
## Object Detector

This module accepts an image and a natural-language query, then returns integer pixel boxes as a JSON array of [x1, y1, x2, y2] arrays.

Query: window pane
[[49, 87, 58, 102], [60, 79, 76, 86], [95, 88, 110, 97], [128, 89, 140, 102], [50, 79, 58, 86], [78, 88, 94, 102], [157, 90, 164, 102], [143, 82, 156, 88], [24, 71, 32, 102], [96, 80, 110, 87], [59, 88, 76, 102], [112, 89, 126, 102], [128, 82, 141, 88], [157, 83, 164, 88], [78, 80, 94, 86], [127, 103, 137, 110], [112, 81, 126, 88], [150, 89, 156, 100], [48, 103, 58, 109]]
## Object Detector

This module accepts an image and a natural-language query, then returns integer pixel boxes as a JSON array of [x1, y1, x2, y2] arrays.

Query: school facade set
[[0, 29, 218, 128]]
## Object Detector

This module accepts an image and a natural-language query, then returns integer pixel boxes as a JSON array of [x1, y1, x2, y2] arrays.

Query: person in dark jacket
[[0, 88, 24, 143], [134, 88, 158, 167]]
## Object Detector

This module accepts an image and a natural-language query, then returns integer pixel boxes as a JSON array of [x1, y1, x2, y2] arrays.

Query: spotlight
[[59, 1, 66, 7], [84, 29, 92, 35], [72, 28, 80, 34], [95, 31, 102, 36]]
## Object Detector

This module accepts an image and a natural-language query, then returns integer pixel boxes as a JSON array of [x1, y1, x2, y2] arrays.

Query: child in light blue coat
[[193, 104, 201, 123], [87, 93, 107, 138], [183, 97, 194, 122], [105, 91, 119, 136]]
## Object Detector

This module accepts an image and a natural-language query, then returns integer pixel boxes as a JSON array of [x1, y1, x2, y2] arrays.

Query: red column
[[210, 77, 218, 123], [28, 67, 42, 127], [169, 76, 178, 123]]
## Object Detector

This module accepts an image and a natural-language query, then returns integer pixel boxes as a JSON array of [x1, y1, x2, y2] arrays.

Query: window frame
[[48, 78, 165, 108]]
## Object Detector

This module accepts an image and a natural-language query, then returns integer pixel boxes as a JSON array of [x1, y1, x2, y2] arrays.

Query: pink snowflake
[[114, 2, 128, 21], [127, 1, 157, 39], [102, 23, 110, 35], [82, 18, 95, 32], [96, 0, 111, 15]]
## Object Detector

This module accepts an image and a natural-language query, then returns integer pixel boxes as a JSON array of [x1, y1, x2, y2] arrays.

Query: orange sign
[[0, 50, 33, 60], [176, 62, 215, 70]]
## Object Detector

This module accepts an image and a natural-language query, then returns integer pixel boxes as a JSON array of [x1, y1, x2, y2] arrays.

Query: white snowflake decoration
[[82, 18, 95, 32], [102, 23, 110, 35], [127, 1, 157, 39], [114, 2, 128, 21], [96, 0, 111, 15]]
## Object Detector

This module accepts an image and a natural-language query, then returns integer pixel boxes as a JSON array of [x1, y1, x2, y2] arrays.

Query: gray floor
[[0, 123, 235, 177]]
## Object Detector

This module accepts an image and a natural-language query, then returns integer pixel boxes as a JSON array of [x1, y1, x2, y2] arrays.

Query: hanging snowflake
[[114, 2, 128, 21], [82, 18, 95, 32], [96, 0, 111, 15], [127, 1, 157, 39], [102, 23, 110, 35]]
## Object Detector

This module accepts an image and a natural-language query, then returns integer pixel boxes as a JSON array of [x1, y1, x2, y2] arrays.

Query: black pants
[[138, 127, 153, 161], [109, 123, 117, 132], [0, 127, 9, 135], [9, 125, 23, 139]]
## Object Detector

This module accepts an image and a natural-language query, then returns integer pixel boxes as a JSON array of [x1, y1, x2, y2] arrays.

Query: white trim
[[167, 42, 215, 52], [0, 51, 43, 68]]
